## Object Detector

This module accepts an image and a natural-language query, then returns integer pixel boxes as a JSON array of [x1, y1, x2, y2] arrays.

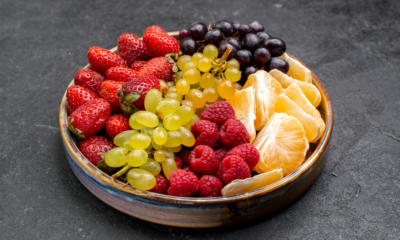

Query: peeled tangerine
[[227, 86, 257, 143], [221, 169, 283, 197], [269, 69, 321, 107], [253, 113, 309, 176], [243, 70, 283, 131], [279, 53, 312, 84]]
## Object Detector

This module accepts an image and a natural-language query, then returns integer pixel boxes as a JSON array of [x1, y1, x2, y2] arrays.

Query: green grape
[[225, 59, 240, 70], [183, 61, 197, 71], [175, 105, 194, 125], [123, 140, 135, 151], [197, 57, 212, 72], [152, 140, 163, 150], [162, 147, 175, 159], [168, 145, 181, 153], [163, 114, 182, 131], [203, 44, 218, 60], [127, 168, 156, 190], [154, 150, 166, 162], [218, 79, 236, 99], [212, 78, 222, 90], [183, 68, 201, 84], [177, 55, 192, 71], [139, 159, 161, 176], [161, 158, 178, 180], [178, 127, 195, 147], [168, 86, 177, 93], [225, 67, 241, 82], [155, 99, 180, 119], [163, 131, 183, 147], [144, 89, 162, 113], [200, 73, 215, 89], [114, 130, 138, 147], [203, 87, 219, 103], [180, 99, 196, 112], [152, 127, 168, 145], [127, 149, 148, 167], [176, 79, 190, 95], [192, 52, 204, 66], [165, 92, 183, 102], [167, 81, 175, 88], [140, 126, 154, 136], [129, 133, 151, 149], [185, 89, 206, 108], [105, 147, 128, 167], [135, 111, 159, 128], [175, 71, 183, 81], [183, 113, 200, 130], [129, 111, 145, 130]]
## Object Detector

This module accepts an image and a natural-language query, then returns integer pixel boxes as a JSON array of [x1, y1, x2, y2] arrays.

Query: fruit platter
[[59, 20, 333, 227]]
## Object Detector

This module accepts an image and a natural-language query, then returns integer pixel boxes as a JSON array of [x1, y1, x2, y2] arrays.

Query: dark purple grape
[[180, 38, 198, 55], [191, 21, 207, 28], [256, 32, 271, 42], [236, 49, 253, 66], [190, 23, 208, 40], [238, 24, 252, 37], [248, 20, 264, 33], [243, 34, 262, 52], [263, 38, 286, 57], [239, 66, 258, 85], [218, 41, 237, 60], [265, 57, 289, 73], [253, 48, 271, 66], [204, 29, 223, 45], [227, 38, 242, 51], [179, 29, 191, 39], [231, 21, 241, 33], [213, 20, 234, 37]]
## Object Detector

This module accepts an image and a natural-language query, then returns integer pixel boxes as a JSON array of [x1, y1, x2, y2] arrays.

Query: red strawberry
[[87, 46, 127, 76], [143, 32, 180, 58], [143, 25, 167, 37], [106, 67, 139, 82], [100, 80, 124, 114], [68, 99, 111, 138], [105, 114, 131, 141], [66, 85, 98, 114], [138, 57, 173, 81], [117, 33, 150, 66], [74, 69, 105, 95], [131, 61, 147, 71], [78, 136, 115, 165]]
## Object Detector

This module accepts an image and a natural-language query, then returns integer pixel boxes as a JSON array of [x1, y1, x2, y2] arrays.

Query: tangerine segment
[[269, 69, 321, 107], [279, 53, 312, 83], [243, 70, 283, 131], [221, 169, 283, 197], [253, 113, 309, 176]]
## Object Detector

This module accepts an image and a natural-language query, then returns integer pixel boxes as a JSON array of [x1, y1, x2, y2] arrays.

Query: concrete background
[[0, 0, 399, 239]]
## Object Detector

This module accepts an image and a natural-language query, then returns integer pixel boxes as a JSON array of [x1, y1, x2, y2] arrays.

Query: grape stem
[[111, 164, 131, 182]]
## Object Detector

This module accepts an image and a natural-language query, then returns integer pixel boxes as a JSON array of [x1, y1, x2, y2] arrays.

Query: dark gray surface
[[1, 0, 399, 239]]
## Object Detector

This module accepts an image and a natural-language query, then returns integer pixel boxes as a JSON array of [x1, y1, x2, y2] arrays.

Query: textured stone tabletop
[[1, 0, 399, 239]]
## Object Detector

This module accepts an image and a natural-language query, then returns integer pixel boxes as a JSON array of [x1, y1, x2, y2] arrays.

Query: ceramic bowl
[[59, 31, 333, 228]]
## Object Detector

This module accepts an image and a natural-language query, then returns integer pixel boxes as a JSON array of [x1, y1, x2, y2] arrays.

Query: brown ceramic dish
[[59, 31, 333, 228]]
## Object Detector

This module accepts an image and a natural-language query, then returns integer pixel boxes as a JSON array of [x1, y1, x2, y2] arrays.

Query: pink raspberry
[[167, 169, 200, 197], [178, 149, 192, 167], [150, 175, 169, 194], [189, 145, 219, 175], [191, 120, 219, 147], [215, 149, 229, 163], [219, 119, 250, 147], [226, 143, 260, 170], [199, 175, 223, 197], [218, 155, 251, 185], [175, 156, 182, 169], [200, 101, 236, 126]]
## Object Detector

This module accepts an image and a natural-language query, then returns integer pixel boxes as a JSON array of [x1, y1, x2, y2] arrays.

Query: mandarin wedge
[[279, 53, 312, 83]]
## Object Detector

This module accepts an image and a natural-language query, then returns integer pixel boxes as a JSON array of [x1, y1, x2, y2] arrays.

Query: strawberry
[[74, 69, 105, 95], [68, 99, 111, 138], [131, 61, 147, 71], [117, 33, 150, 66], [66, 85, 98, 114], [118, 76, 160, 115], [87, 46, 127, 76], [143, 32, 180, 58], [106, 67, 139, 82], [105, 114, 131, 141], [138, 57, 173, 81], [78, 136, 115, 165], [100, 80, 124, 114], [143, 25, 167, 37]]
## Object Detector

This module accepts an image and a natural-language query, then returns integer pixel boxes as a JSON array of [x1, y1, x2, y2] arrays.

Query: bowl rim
[[59, 31, 333, 205]]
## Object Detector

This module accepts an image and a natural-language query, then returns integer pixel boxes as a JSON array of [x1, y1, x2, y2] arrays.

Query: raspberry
[[178, 149, 192, 167], [219, 119, 250, 147], [175, 156, 182, 169], [218, 155, 251, 185], [167, 169, 199, 197], [199, 175, 223, 197], [215, 149, 229, 163], [150, 175, 169, 194], [191, 120, 219, 148], [200, 101, 236, 126], [182, 166, 202, 179], [226, 143, 260, 170], [189, 145, 219, 175]]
